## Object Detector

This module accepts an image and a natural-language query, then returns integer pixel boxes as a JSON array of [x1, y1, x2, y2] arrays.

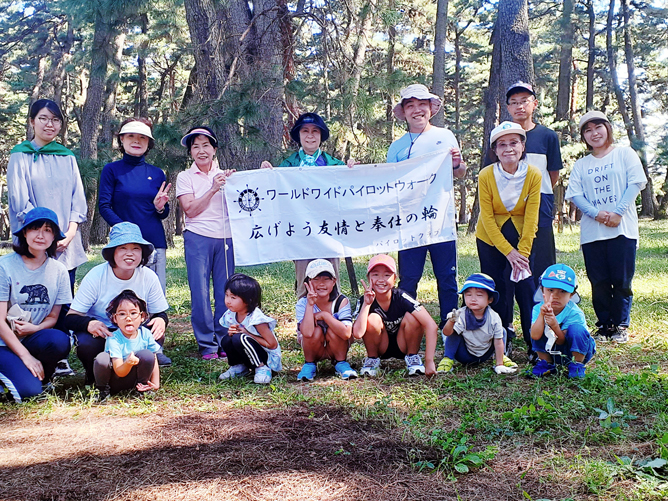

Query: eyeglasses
[[508, 98, 535, 108], [36, 116, 62, 126], [114, 311, 142, 321]]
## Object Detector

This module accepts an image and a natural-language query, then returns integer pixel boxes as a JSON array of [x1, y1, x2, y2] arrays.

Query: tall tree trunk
[[26, 56, 47, 140], [585, 0, 596, 111], [100, 31, 125, 146], [468, 24, 502, 234], [606, 0, 633, 141], [555, 0, 573, 127], [134, 13, 150, 118], [431, 0, 449, 128], [336, 0, 376, 159], [621, 0, 656, 217], [498, 0, 533, 123], [385, 0, 396, 142], [51, 18, 75, 106], [454, 28, 467, 224]]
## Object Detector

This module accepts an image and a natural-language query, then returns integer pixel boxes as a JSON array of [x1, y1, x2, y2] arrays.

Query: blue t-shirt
[[98, 153, 170, 248], [531, 300, 587, 332], [104, 326, 161, 360]]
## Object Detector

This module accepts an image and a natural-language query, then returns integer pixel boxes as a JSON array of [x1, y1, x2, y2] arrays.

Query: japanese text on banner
[[224, 149, 455, 266]]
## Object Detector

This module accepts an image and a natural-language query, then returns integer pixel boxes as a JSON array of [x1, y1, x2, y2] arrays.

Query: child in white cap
[[438, 273, 517, 374], [295, 259, 357, 381]]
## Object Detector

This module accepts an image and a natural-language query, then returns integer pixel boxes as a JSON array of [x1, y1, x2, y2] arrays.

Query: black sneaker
[[156, 352, 172, 367], [96, 385, 111, 403], [53, 359, 75, 377], [527, 351, 539, 365], [592, 326, 611, 342]]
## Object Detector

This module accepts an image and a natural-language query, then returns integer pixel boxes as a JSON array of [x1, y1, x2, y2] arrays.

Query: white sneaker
[[405, 354, 425, 376], [254, 366, 272, 384], [219, 364, 250, 380], [360, 357, 381, 377]]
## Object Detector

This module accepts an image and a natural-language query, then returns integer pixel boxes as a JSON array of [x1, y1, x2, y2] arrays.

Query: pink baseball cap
[[367, 254, 397, 275]]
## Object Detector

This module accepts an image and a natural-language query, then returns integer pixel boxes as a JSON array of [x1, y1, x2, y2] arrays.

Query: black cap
[[289, 113, 330, 144]]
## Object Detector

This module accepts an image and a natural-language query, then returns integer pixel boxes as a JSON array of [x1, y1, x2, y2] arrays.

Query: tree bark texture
[[606, 0, 633, 142], [497, 0, 533, 123], [431, 0, 449, 128], [621, 0, 656, 216], [555, 0, 573, 125], [586, 0, 596, 111]]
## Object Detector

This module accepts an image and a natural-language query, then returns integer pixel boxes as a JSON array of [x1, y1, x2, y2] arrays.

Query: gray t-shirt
[[452, 306, 504, 357], [0, 253, 72, 347]]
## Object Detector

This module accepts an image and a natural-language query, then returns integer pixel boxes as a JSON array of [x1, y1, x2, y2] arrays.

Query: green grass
[[4, 219, 668, 499]]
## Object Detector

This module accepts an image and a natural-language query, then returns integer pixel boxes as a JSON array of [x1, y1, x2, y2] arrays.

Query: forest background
[[0, 0, 667, 248]]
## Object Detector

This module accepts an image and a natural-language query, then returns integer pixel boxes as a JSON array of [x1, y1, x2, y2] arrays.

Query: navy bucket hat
[[458, 273, 500, 305], [290, 113, 330, 145], [14, 207, 66, 240]]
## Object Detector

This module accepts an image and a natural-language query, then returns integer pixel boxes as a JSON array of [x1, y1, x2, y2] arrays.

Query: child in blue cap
[[530, 264, 596, 378], [438, 273, 518, 374]]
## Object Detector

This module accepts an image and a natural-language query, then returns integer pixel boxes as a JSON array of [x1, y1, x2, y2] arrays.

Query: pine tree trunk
[[555, 0, 573, 126], [606, 0, 634, 142], [431, 0, 449, 128], [621, 0, 656, 217], [585, 0, 596, 111]]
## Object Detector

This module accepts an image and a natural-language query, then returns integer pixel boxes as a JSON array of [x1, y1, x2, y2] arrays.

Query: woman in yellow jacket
[[476, 122, 541, 360]]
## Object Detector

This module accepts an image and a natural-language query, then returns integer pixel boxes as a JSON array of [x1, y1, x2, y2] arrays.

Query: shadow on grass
[[0, 405, 564, 501]]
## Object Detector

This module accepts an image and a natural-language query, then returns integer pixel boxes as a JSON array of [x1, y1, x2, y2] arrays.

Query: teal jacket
[[278, 151, 345, 167]]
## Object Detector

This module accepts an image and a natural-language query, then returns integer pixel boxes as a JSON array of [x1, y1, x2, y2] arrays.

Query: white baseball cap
[[119, 120, 154, 139], [304, 259, 336, 281], [490, 121, 526, 144]]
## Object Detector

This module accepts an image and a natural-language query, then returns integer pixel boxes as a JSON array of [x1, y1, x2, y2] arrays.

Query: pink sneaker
[[218, 351, 227, 358], [202, 353, 219, 361]]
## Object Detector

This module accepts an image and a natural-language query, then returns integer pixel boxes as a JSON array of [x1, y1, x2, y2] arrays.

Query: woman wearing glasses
[[7, 99, 88, 294]]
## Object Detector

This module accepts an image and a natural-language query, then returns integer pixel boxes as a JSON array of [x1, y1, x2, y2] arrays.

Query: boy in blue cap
[[438, 273, 517, 374], [530, 264, 596, 378]]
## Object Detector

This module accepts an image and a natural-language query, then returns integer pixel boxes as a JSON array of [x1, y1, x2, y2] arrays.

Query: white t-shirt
[[70, 263, 169, 327], [220, 307, 282, 372], [386, 126, 459, 242], [452, 306, 504, 357], [565, 146, 646, 245]]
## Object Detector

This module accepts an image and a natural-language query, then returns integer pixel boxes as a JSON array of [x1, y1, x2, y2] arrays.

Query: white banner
[[225, 150, 455, 266]]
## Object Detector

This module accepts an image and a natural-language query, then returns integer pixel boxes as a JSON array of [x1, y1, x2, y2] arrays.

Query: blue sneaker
[[297, 362, 317, 382], [568, 361, 586, 379], [334, 361, 358, 380], [531, 359, 556, 378]]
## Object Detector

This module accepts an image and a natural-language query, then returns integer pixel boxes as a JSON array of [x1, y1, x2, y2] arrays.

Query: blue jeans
[[398, 240, 458, 327], [443, 329, 507, 364], [0, 329, 70, 402], [582, 236, 636, 328], [184, 231, 235, 355], [532, 324, 596, 364]]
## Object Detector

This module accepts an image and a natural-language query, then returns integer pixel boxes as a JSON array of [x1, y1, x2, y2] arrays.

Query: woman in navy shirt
[[98, 118, 171, 293]]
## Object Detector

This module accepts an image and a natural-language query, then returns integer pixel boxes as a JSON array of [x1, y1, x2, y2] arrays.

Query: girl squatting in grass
[[438, 273, 518, 375], [353, 254, 437, 377], [530, 264, 596, 379], [296, 259, 357, 381], [93, 290, 161, 402], [218, 273, 281, 384]]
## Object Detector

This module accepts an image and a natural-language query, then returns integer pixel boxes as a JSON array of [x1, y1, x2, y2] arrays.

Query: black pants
[[93, 350, 155, 394], [531, 225, 556, 288], [220, 333, 268, 368], [477, 220, 537, 353]]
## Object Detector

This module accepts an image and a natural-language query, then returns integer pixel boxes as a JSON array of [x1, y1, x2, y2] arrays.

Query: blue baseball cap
[[290, 113, 330, 144], [14, 207, 66, 240], [101, 222, 154, 263], [458, 273, 499, 305], [540, 264, 577, 293]]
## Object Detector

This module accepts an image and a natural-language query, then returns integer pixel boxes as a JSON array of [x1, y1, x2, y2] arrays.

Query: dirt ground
[[0, 403, 585, 501]]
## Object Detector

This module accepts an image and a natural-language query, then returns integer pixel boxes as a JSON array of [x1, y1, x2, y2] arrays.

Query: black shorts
[[380, 332, 405, 360]]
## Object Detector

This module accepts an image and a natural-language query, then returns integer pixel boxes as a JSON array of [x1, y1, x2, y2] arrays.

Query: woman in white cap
[[176, 126, 235, 360], [98, 118, 172, 293], [66, 222, 170, 384], [476, 121, 541, 360], [565, 111, 646, 344]]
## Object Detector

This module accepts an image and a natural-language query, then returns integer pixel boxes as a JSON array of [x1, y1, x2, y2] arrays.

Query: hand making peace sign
[[360, 279, 376, 306], [153, 181, 172, 211]]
